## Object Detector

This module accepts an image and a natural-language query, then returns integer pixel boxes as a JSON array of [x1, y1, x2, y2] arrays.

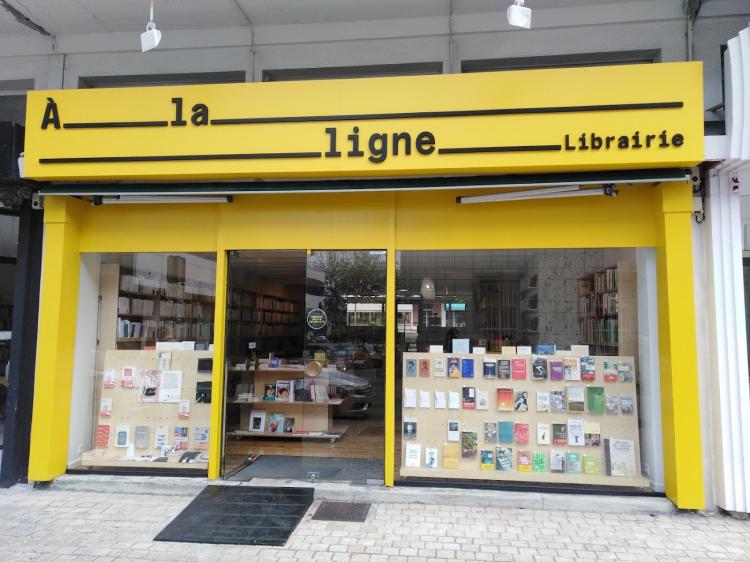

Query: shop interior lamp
[[420, 276, 436, 300], [141, 0, 162, 52], [507, 0, 532, 29]]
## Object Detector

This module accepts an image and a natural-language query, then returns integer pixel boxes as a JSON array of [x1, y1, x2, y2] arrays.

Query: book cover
[[550, 390, 566, 413], [174, 426, 188, 450], [461, 358, 475, 378], [115, 425, 130, 448], [534, 344, 556, 355], [425, 447, 439, 468], [448, 391, 461, 409], [549, 360, 564, 381], [283, 417, 296, 433], [461, 431, 478, 458], [419, 389, 432, 408], [517, 450, 532, 472], [268, 412, 285, 433], [403, 418, 418, 440], [434, 391, 447, 409], [194, 426, 209, 449], [405, 357, 417, 377], [154, 425, 168, 449], [567, 419, 585, 446], [263, 383, 277, 401], [514, 390, 529, 412], [495, 447, 513, 471], [178, 399, 191, 419], [581, 356, 596, 381], [514, 423, 529, 445], [552, 423, 568, 445], [404, 387, 417, 408], [511, 358, 527, 380], [583, 454, 600, 475], [447, 357, 461, 378], [621, 395, 634, 415], [618, 362, 634, 383], [498, 420, 514, 443], [404, 443, 421, 468], [550, 449, 566, 473], [496, 388, 514, 411], [121, 366, 136, 389], [537, 422, 551, 445], [484, 422, 498, 443], [275, 380, 291, 401], [452, 339, 470, 353], [419, 358, 431, 377], [532, 355, 548, 380], [447, 420, 460, 442], [603, 360, 619, 382], [517, 345, 532, 355], [587, 386, 605, 414], [443, 443, 460, 469], [501, 346, 517, 355], [584, 421, 601, 446], [483, 360, 497, 378], [134, 425, 149, 449], [606, 394, 619, 415], [476, 390, 489, 411], [95, 424, 111, 449], [532, 451, 548, 472], [99, 398, 112, 418], [536, 391, 550, 412], [103, 369, 116, 389], [434, 358, 446, 377], [480, 449, 494, 470], [293, 378, 308, 401], [462, 386, 476, 409], [249, 410, 266, 432], [138, 370, 159, 402], [605, 438, 637, 477], [566, 452, 582, 474], [567, 386, 585, 412], [563, 357, 581, 381], [497, 359, 511, 379]]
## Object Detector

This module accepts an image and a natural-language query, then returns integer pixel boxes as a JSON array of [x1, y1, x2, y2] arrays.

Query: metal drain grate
[[312, 501, 371, 522]]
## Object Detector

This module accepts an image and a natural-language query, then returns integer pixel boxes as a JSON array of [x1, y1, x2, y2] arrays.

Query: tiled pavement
[[0, 483, 748, 561]]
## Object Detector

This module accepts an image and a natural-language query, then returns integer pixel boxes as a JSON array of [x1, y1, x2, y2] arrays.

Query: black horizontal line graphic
[[63, 121, 169, 129], [210, 102, 683, 125], [438, 145, 562, 154], [39, 152, 322, 164]]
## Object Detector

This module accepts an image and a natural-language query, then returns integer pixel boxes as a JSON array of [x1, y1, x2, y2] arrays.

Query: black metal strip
[[63, 121, 169, 129], [210, 101, 683, 125], [39, 151, 323, 164], [439, 144, 562, 154]]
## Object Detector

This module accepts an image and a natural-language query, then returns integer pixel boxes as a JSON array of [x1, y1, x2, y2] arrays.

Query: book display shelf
[[399, 351, 648, 487], [226, 364, 347, 443], [226, 289, 301, 354]]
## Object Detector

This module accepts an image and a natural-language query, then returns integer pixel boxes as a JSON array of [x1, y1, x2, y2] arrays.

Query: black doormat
[[154, 485, 314, 546], [312, 501, 370, 522]]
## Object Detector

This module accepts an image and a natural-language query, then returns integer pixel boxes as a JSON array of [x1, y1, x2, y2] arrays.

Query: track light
[[92, 195, 233, 205], [141, 0, 162, 52], [457, 185, 617, 204], [507, 0, 532, 29]]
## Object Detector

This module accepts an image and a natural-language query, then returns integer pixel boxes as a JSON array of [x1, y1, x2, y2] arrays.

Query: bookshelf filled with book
[[225, 289, 303, 355], [225, 364, 347, 443]]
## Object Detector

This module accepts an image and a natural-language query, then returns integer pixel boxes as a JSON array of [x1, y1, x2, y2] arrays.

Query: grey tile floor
[[0, 483, 748, 561]]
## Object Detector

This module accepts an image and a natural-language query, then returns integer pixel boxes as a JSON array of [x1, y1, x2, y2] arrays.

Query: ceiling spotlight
[[141, 0, 162, 52], [507, 0, 532, 29]]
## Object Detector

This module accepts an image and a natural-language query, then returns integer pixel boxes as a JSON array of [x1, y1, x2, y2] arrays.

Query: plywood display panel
[[79, 349, 212, 470], [399, 352, 649, 487]]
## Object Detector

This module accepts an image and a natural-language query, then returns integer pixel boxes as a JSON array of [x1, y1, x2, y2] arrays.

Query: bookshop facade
[[23, 62, 706, 508]]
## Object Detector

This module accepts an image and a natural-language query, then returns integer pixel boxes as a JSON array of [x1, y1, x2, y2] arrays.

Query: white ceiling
[[0, 0, 643, 37]]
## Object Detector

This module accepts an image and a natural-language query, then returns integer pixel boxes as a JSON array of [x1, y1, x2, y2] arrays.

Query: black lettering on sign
[[41, 97, 61, 130], [325, 127, 342, 157], [171, 97, 187, 126], [191, 103, 209, 126]]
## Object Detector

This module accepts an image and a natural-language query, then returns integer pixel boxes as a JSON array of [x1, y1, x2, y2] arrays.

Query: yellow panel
[[384, 200, 397, 487], [25, 62, 702, 181], [208, 250, 228, 480]]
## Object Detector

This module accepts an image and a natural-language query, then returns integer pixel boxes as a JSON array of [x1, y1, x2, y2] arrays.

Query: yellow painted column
[[384, 196, 397, 487], [655, 181, 704, 509], [208, 248, 228, 480], [28, 197, 83, 482]]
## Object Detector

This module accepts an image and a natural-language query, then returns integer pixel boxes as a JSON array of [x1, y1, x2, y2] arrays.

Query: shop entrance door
[[222, 250, 386, 484]]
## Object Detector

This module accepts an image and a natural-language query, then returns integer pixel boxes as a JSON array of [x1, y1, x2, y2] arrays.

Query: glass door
[[221, 250, 386, 484]]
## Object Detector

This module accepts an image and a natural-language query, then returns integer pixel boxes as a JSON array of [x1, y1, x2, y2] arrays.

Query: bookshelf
[[577, 262, 636, 356], [225, 365, 347, 443]]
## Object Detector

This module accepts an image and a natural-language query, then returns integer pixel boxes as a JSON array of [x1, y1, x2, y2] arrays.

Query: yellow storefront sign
[[24, 62, 702, 182]]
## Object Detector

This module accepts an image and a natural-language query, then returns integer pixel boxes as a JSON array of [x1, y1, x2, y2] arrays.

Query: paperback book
[[549, 360, 564, 381], [537, 422, 551, 445], [603, 360, 618, 382], [283, 417, 296, 433], [403, 418, 418, 440], [498, 420, 514, 443], [496, 388, 514, 411], [563, 357, 581, 381], [498, 359, 511, 379], [483, 360, 497, 378], [517, 450, 532, 472], [448, 357, 461, 378], [550, 390, 566, 413], [535, 344, 556, 355], [434, 391, 447, 409], [511, 358, 527, 380], [268, 412, 285, 433], [567, 419, 585, 446], [550, 449, 566, 473], [583, 454, 600, 475], [115, 425, 130, 448], [514, 390, 529, 412], [134, 426, 149, 449], [581, 356, 596, 381], [447, 420, 460, 442], [249, 410, 266, 432], [484, 421, 498, 443], [552, 423, 568, 445], [604, 438, 637, 477], [419, 389, 431, 408], [99, 398, 112, 418], [514, 423, 529, 445], [461, 431, 478, 458], [425, 447, 439, 468], [462, 387, 476, 409], [621, 395, 634, 415], [461, 358, 475, 378], [618, 362, 634, 383], [405, 358, 417, 377], [495, 447, 513, 471], [480, 449, 494, 470], [566, 452, 582, 474], [532, 451, 548, 472], [173, 426, 188, 450], [121, 366, 136, 389], [434, 357, 446, 377], [587, 387, 605, 414], [532, 355, 548, 380], [419, 358, 431, 377], [476, 390, 489, 410], [404, 443, 421, 467], [263, 383, 277, 401], [448, 391, 461, 409], [443, 443, 460, 469], [276, 380, 291, 401], [584, 421, 601, 446], [567, 386, 585, 412], [95, 424, 110, 449], [103, 369, 116, 389], [606, 394, 619, 415], [536, 391, 550, 412]]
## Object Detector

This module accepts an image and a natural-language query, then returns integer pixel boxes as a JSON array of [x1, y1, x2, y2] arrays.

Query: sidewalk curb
[[46, 474, 676, 515]]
